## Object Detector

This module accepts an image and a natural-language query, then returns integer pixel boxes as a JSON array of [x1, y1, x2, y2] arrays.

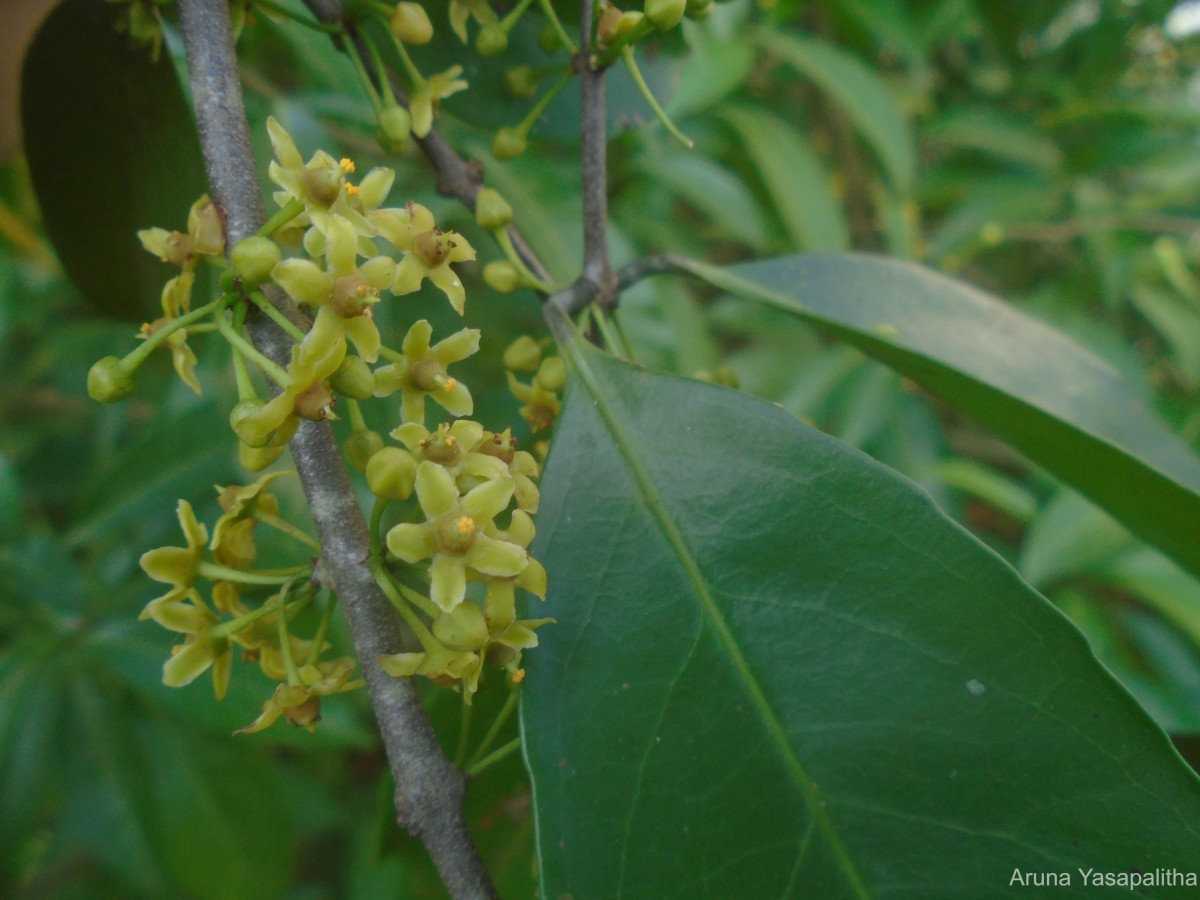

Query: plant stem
[[217, 313, 292, 387], [249, 289, 307, 341], [468, 688, 519, 769], [535, 0, 576, 53], [257, 197, 307, 237], [577, 0, 617, 310], [254, 0, 344, 33], [177, 3, 493, 895], [619, 46, 693, 149], [257, 510, 323, 552], [454, 698, 473, 768], [306, 591, 339, 665], [127, 296, 224, 369], [467, 737, 521, 777], [277, 583, 303, 685], [198, 561, 295, 585]]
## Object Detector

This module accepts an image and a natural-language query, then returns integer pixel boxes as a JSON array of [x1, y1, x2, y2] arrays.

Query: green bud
[[239, 441, 284, 472], [433, 602, 489, 651], [345, 429, 385, 473], [390, 2, 433, 43], [366, 447, 418, 499], [330, 355, 375, 399], [645, 0, 685, 30], [492, 127, 527, 160], [483, 260, 521, 294], [476, 23, 509, 57], [685, 0, 712, 16], [231, 236, 281, 285], [538, 23, 563, 53], [376, 105, 412, 155], [229, 399, 271, 447], [87, 356, 136, 403], [535, 355, 566, 392], [504, 65, 538, 98], [503, 335, 542, 371], [474, 188, 513, 230]]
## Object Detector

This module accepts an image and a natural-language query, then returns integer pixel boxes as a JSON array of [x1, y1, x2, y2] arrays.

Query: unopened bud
[[483, 260, 521, 293], [504, 65, 538, 98], [239, 441, 284, 472], [476, 23, 509, 57], [538, 23, 563, 53], [535, 355, 566, 392], [503, 335, 542, 371], [645, 0, 685, 30], [376, 105, 412, 155], [231, 236, 281, 285], [685, 0, 712, 16], [474, 188, 513, 230], [330, 355, 375, 399], [366, 447, 417, 499], [230, 399, 270, 447], [345, 429, 385, 473], [87, 356, 136, 403], [390, 2, 433, 43], [492, 127, 527, 160]]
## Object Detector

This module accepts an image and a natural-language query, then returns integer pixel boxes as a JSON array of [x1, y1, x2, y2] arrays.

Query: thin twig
[[176, 2, 497, 897], [576, 0, 617, 310]]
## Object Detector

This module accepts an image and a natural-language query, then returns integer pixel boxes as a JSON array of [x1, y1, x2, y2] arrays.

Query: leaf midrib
[[556, 315, 872, 899]]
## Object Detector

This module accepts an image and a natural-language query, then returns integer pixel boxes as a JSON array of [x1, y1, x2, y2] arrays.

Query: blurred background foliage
[[5, 0, 1200, 895]]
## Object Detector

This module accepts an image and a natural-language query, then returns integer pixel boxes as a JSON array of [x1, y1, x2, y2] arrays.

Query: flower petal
[[163, 637, 218, 687], [344, 315, 381, 364], [460, 476, 514, 521], [267, 116, 303, 169], [432, 379, 473, 417], [393, 253, 429, 295], [272, 258, 333, 306], [326, 215, 359, 276], [466, 533, 528, 578], [360, 255, 397, 290], [402, 319, 433, 357], [415, 460, 459, 517], [431, 327, 480, 365], [430, 554, 467, 611], [429, 264, 466, 315], [386, 522, 437, 563], [358, 167, 395, 207]]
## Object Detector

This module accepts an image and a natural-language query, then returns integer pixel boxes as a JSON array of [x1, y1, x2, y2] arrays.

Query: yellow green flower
[[234, 658, 358, 735], [210, 471, 292, 570], [271, 214, 395, 363], [507, 370, 561, 432], [266, 117, 356, 214], [468, 428, 540, 512], [391, 420, 508, 486], [137, 317, 201, 395], [373, 320, 478, 424], [409, 66, 470, 137], [386, 461, 527, 611], [140, 500, 208, 594], [447, 0, 498, 43]]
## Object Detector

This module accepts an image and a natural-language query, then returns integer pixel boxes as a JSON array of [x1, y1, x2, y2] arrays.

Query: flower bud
[[483, 260, 521, 294], [474, 188, 513, 230], [597, 3, 624, 42], [476, 23, 509, 57], [492, 127, 527, 160], [645, 0, 685, 30], [330, 355, 375, 399], [390, 2, 433, 43], [230, 399, 271, 447], [87, 356, 136, 403], [366, 447, 418, 499], [535, 356, 566, 392], [376, 105, 412, 155], [503, 335, 542, 372], [505, 65, 538, 98], [231, 236, 281, 285], [239, 441, 284, 472], [433, 602, 489, 651], [615, 10, 645, 35], [345, 429, 385, 473], [685, 0, 712, 16]]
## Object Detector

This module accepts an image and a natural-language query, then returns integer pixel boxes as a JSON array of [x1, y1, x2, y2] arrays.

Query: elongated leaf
[[676, 253, 1200, 581], [758, 31, 915, 190], [21, 0, 206, 320], [720, 106, 849, 251], [522, 318, 1200, 897]]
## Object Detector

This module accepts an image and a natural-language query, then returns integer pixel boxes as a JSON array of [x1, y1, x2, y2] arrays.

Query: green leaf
[[757, 30, 915, 190], [719, 106, 849, 251], [676, 253, 1200, 582], [522, 319, 1200, 897], [20, 0, 207, 320]]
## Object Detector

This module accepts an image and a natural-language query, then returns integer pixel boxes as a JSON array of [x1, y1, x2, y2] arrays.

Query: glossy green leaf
[[758, 30, 915, 190], [522, 318, 1200, 897], [719, 106, 849, 251], [677, 253, 1200, 581], [20, 0, 206, 320]]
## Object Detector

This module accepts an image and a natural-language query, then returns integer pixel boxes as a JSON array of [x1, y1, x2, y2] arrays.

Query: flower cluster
[[138, 475, 359, 732]]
